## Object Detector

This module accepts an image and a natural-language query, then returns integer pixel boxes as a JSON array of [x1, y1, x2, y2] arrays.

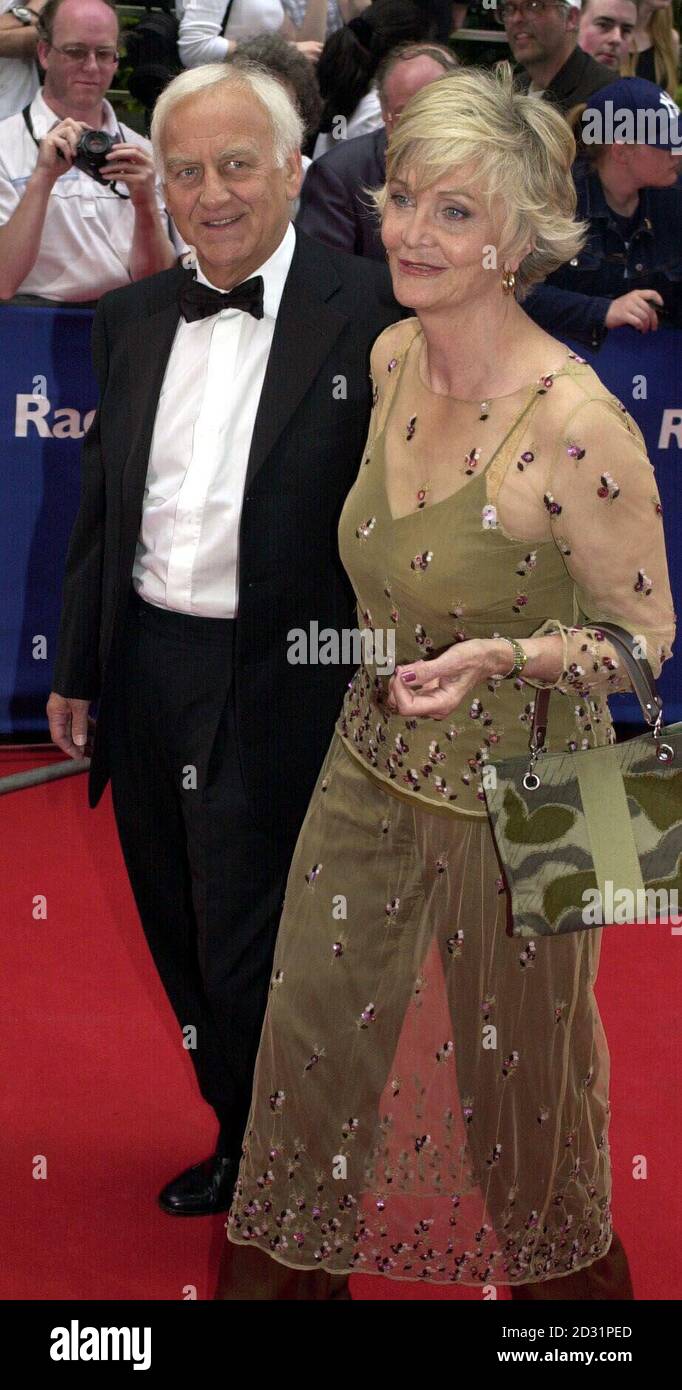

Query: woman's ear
[[509, 242, 534, 272]]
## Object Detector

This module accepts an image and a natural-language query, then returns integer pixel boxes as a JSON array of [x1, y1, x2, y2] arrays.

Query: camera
[[58, 128, 117, 183], [73, 128, 117, 183]]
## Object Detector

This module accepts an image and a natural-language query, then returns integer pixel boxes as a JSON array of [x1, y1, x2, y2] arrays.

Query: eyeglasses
[[47, 43, 120, 65], [496, 0, 567, 24]]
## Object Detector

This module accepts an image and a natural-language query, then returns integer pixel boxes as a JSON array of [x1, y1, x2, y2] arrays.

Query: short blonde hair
[[375, 63, 587, 300], [150, 62, 304, 176]]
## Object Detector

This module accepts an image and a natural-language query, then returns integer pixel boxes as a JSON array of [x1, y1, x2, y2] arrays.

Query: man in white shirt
[[0, 0, 177, 303], [0, 0, 45, 119], [47, 62, 399, 1216]]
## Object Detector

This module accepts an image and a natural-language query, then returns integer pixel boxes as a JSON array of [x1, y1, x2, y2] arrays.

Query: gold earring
[[501, 266, 516, 295]]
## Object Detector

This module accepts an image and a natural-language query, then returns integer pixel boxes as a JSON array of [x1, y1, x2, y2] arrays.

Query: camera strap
[[21, 104, 130, 199]]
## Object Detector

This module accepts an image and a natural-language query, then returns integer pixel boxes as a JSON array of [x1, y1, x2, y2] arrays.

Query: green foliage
[[109, 10, 147, 127]]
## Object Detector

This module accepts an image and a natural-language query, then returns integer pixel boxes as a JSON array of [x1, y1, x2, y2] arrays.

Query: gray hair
[[150, 62, 304, 175]]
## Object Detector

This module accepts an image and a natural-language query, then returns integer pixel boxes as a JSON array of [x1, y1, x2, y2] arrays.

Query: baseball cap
[[580, 78, 682, 152]]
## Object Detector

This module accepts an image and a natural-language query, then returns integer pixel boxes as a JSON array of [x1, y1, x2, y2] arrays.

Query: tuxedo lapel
[[244, 234, 348, 493]]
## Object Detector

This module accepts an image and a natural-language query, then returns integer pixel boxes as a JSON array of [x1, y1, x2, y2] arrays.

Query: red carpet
[[2, 745, 681, 1301]]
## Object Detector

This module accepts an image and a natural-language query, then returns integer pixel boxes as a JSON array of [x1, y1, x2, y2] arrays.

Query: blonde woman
[[625, 0, 680, 93], [217, 65, 675, 1301]]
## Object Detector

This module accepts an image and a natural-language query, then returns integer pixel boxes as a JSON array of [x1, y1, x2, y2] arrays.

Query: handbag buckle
[[523, 731, 544, 790], [648, 711, 675, 763]]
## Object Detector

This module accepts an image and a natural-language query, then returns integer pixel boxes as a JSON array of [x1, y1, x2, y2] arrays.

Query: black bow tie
[[179, 273, 264, 323]]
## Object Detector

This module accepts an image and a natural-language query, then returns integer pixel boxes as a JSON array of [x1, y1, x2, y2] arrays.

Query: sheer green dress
[[226, 318, 675, 1286]]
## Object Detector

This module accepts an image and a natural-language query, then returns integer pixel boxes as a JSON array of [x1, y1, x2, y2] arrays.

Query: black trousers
[[106, 587, 296, 1157]]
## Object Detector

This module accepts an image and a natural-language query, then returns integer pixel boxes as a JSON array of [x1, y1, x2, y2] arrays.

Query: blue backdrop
[[0, 309, 680, 735], [0, 306, 96, 737]]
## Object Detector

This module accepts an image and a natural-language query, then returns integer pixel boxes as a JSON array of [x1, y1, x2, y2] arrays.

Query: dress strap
[[370, 319, 421, 443]]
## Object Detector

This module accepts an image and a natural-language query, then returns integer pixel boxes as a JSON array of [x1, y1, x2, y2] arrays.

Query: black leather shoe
[[158, 1154, 239, 1217]]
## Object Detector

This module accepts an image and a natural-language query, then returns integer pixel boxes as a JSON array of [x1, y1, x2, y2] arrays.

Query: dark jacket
[[515, 44, 613, 113], [51, 231, 400, 829], [297, 129, 387, 261], [525, 161, 682, 347]]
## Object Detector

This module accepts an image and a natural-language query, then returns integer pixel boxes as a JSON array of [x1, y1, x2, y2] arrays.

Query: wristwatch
[[10, 6, 37, 23], [499, 636, 529, 679]]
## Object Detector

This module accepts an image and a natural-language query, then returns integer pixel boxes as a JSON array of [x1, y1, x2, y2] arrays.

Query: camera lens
[[79, 130, 112, 157]]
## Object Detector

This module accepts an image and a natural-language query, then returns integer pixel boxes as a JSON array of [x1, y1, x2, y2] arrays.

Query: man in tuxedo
[[47, 62, 399, 1216]]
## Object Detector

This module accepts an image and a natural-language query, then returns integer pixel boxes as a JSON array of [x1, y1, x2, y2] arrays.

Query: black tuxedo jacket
[[52, 231, 400, 830], [296, 130, 387, 262]]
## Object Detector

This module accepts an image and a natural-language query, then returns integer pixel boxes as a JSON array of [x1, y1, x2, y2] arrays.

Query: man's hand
[[0, 3, 45, 59], [46, 692, 94, 760], [605, 289, 664, 332], [102, 143, 157, 208], [33, 118, 89, 185]]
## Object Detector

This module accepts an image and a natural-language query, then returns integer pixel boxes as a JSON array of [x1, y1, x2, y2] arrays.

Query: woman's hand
[[386, 639, 513, 720]]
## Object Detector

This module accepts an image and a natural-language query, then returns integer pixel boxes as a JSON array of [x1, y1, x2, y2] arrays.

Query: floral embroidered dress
[[226, 318, 675, 1286]]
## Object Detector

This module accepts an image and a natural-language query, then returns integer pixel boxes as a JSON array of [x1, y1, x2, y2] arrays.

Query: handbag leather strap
[[529, 621, 663, 755]]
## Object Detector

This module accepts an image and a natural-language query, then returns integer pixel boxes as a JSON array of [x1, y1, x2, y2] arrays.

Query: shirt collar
[[29, 88, 119, 139], [195, 221, 296, 320]]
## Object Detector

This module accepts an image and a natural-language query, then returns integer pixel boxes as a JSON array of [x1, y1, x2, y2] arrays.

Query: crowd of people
[[0, 0, 680, 333]]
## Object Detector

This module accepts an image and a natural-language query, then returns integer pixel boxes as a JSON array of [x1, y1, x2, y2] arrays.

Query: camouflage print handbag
[[483, 623, 682, 936]]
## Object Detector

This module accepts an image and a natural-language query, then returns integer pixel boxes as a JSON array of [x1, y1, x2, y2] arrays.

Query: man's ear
[[566, 5, 581, 34], [284, 147, 304, 200], [36, 39, 50, 75]]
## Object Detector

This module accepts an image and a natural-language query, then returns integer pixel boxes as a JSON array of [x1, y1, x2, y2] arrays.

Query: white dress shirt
[[132, 221, 296, 619], [312, 88, 383, 160], [0, 90, 173, 301]]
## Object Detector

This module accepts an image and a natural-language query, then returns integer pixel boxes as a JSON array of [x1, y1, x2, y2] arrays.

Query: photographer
[[525, 77, 682, 346], [0, 0, 177, 304]]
